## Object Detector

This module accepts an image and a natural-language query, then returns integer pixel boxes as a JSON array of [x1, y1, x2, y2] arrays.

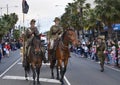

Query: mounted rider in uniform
[[25, 19, 46, 63], [49, 17, 63, 58]]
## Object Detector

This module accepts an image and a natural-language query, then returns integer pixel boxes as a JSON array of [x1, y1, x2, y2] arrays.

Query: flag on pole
[[22, 0, 29, 14]]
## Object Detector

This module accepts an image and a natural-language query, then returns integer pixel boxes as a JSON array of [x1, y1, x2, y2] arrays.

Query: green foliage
[[13, 29, 20, 40], [60, 0, 120, 34], [0, 13, 18, 40]]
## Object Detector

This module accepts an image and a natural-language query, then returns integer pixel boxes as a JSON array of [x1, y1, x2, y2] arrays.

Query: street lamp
[[6, 4, 18, 15], [0, 4, 18, 16]]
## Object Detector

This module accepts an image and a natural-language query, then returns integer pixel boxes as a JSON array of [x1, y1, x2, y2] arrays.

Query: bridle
[[31, 36, 42, 56]]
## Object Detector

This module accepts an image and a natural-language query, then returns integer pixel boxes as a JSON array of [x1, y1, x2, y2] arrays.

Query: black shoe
[[100, 68, 104, 72]]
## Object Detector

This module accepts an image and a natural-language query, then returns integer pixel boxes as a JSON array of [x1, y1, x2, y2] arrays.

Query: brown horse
[[48, 29, 79, 85], [24, 35, 43, 85]]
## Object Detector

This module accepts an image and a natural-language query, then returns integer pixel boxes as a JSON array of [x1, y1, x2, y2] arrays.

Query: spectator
[[117, 41, 120, 66], [106, 40, 112, 64], [0, 43, 3, 63], [111, 46, 116, 66], [91, 45, 96, 60], [83, 44, 89, 58], [4, 42, 11, 57]]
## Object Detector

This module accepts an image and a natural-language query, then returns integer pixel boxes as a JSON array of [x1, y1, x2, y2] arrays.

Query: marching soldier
[[96, 35, 106, 72], [49, 17, 63, 50]]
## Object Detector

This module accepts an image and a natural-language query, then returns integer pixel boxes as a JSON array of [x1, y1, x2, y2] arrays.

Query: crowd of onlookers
[[0, 40, 22, 63], [71, 39, 120, 67]]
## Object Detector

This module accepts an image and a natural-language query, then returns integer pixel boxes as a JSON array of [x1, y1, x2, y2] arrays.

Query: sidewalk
[[0, 49, 20, 74]]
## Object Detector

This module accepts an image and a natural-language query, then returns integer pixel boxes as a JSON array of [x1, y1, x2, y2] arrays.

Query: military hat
[[97, 35, 105, 40], [54, 17, 60, 22], [30, 19, 36, 24]]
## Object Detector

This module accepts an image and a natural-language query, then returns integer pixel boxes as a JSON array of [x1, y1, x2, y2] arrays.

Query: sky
[[0, 0, 95, 33]]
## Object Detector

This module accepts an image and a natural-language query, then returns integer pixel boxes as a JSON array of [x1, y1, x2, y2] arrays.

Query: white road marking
[[2, 75, 60, 84], [17, 62, 50, 66], [1, 60, 71, 85], [64, 76, 71, 85], [0, 58, 21, 77], [18, 62, 71, 85]]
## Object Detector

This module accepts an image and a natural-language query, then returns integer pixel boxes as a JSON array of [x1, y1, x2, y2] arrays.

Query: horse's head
[[64, 29, 79, 46], [31, 35, 41, 54]]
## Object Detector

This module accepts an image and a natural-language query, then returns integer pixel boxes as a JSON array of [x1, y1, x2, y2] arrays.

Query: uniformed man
[[49, 17, 63, 56], [25, 19, 39, 52], [25, 19, 46, 63], [49, 17, 63, 50], [96, 35, 106, 72]]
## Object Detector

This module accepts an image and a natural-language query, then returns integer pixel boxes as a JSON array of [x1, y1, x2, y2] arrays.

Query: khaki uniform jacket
[[50, 25, 63, 40], [96, 41, 106, 64], [25, 27, 39, 39]]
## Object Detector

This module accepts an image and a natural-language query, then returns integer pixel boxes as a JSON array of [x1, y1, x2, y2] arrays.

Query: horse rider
[[49, 17, 63, 57], [96, 35, 106, 72], [25, 19, 46, 63]]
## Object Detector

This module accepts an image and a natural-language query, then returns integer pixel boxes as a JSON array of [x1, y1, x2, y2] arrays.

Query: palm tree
[[94, 0, 120, 39]]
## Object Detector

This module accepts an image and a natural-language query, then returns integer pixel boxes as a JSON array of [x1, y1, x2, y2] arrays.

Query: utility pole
[[7, 4, 8, 15]]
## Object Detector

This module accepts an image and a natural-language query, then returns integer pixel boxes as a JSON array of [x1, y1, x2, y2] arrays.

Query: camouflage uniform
[[96, 36, 106, 72]]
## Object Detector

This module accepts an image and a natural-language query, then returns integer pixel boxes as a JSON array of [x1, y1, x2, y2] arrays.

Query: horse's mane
[[62, 29, 74, 40], [62, 31, 67, 40], [31, 35, 41, 46]]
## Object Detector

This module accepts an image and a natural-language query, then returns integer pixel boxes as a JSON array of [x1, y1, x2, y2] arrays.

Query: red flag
[[22, 0, 29, 14]]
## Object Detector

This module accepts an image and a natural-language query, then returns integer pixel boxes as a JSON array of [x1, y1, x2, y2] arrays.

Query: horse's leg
[[57, 60, 64, 84], [36, 65, 41, 85], [56, 65, 59, 80], [25, 69, 28, 80], [31, 64, 36, 85], [60, 59, 68, 85], [50, 59, 55, 79]]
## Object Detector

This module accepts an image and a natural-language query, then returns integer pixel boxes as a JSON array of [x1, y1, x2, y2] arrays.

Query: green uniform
[[49, 25, 63, 49], [50, 25, 63, 39], [25, 27, 39, 55], [25, 27, 39, 46], [96, 41, 106, 72]]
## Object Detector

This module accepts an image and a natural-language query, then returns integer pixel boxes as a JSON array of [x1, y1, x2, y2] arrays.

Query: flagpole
[[23, 13, 26, 60], [22, 0, 29, 64]]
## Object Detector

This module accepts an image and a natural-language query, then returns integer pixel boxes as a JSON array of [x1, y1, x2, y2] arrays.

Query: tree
[[0, 13, 18, 41], [13, 29, 20, 40], [94, 0, 120, 39]]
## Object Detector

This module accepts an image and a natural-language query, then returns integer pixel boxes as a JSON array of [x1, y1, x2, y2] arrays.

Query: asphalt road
[[0, 51, 120, 85]]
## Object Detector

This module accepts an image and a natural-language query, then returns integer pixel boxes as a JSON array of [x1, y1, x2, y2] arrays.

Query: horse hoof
[[60, 79, 64, 85], [56, 77, 59, 80], [33, 82, 35, 85], [51, 76, 54, 79], [26, 78, 28, 81], [37, 81, 41, 85]]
